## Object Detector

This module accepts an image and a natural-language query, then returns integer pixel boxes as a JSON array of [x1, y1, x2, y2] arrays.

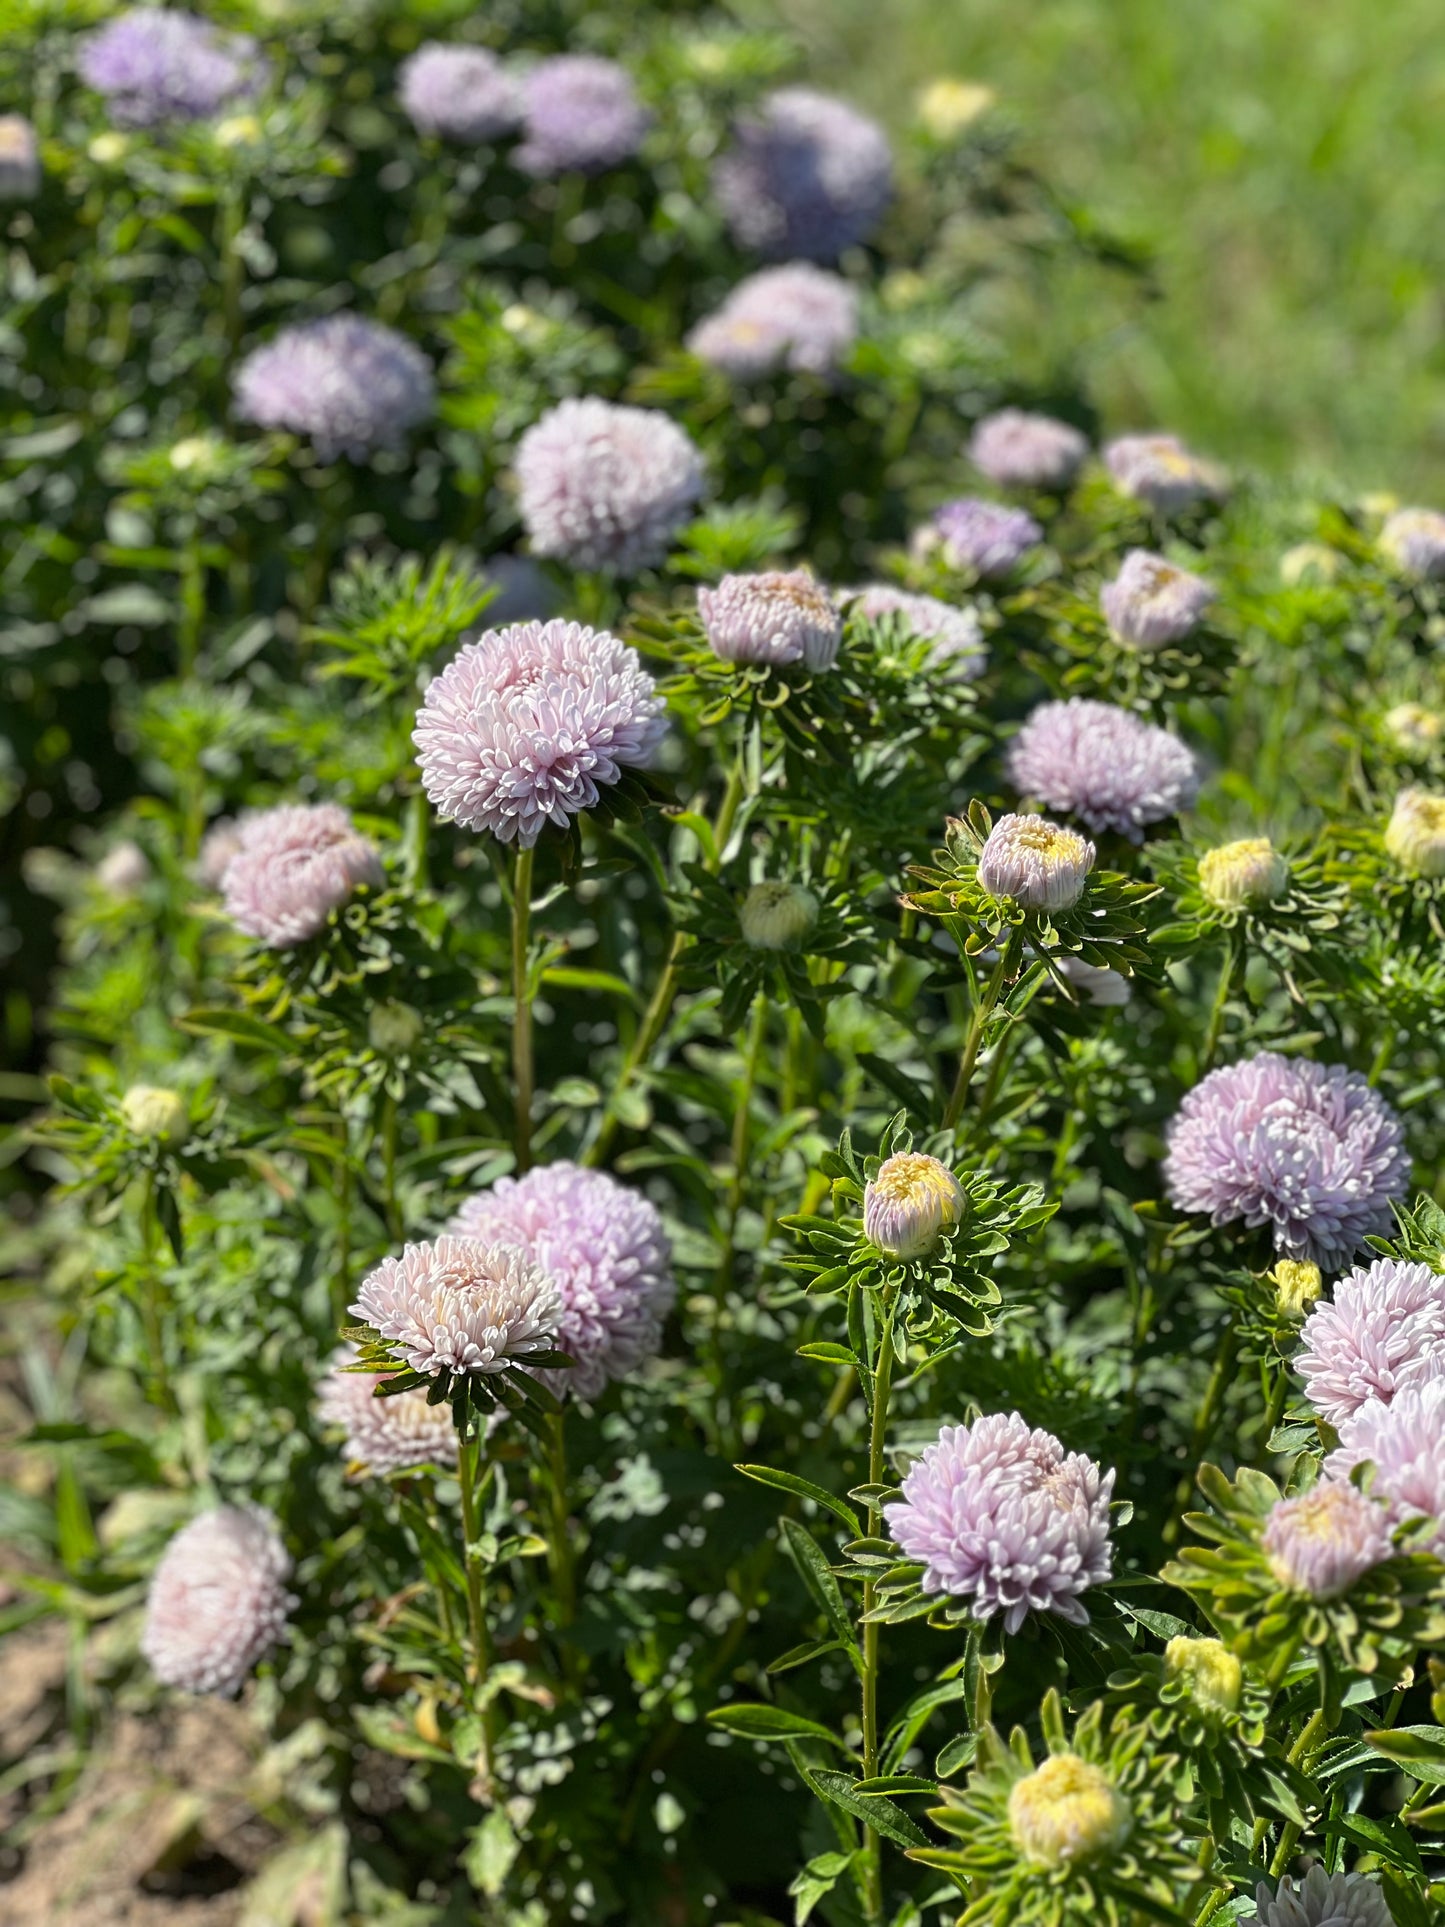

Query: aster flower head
[[515, 55, 650, 176], [686, 264, 858, 378], [714, 87, 892, 261], [698, 569, 841, 670], [739, 880, 819, 950], [1100, 549, 1215, 650], [1006, 699, 1200, 841], [932, 498, 1043, 578], [352, 1236, 560, 1381], [0, 117, 40, 201], [1257, 1869, 1394, 1927], [399, 43, 521, 142], [233, 315, 434, 463], [864, 1152, 965, 1258], [1103, 433, 1225, 515], [1385, 788, 1445, 877], [79, 9, 265, 127], [1161, 1636, 1242, 1717], [515, 398, 705, 574], [1296, 1258, 1445, 1426], [1009, 1755, 1131, 1867], [1328, 1379, 1445, 1554], [120, 1085, 189, 1143], [977, 813, 1096, 912], [141, 1505, 294, 1696], [1380, 506, 1445, 580], [969, 409, 1088, 490], [1262, 1480, 1395, 1599], [318, 1346, 460, 1477], [1163, 1051, 1410, 1267], [449, 1163, 674, 1401], [885, 1413, 1114, 1631], [220, 802, 383, 948], [847, 585, 986, 675], [1386, 703, 1444, 754], [1198, 836, 1289, 909], [413, 619, 666, 847]]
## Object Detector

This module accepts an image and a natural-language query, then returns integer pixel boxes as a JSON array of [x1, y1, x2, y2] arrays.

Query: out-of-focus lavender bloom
[[931, 498, 1042, 578], [1257, 1869, 1394, 1927], [739, 881, 819, 950], [699, 569, 841, 670], [1100, 549, 1215, 650], [1298, 1259, 1445, 1426], [969, 409, 1088, 490], [1380, 507, 1445, 581], [1163, 1052, 1410, 1268], [0, 117, 40, 200], [449, 1163, 674, 1401], [413, 619, 666, 846], [863, 1152, 964, 1258], [1385, 788, 1445, 877], [78, 9, 265, 128], [233, 315, 434, 462], [1328, 1379, 1445, 1554], [1103, 433, 1225, 515], [1008, 1756, 1131, 1869], [317, 1346, 460, 1476], [219, 802, 383, 948], [1198, 837, 1289, 909], [714, 87, 892, 261], [885, 1414, 1114, 1632], [846, 585, 986, 675], [352, 1236, 560, 1380], [515, 398, 705, 574], [141, 1505, 294, 1695], [95, 839, 151, 896], [687, 264, 858, 378], [1005, 698, 1200, 841], [1262, 1481, 1394, 1599], [977, 813, 1096, 912], [514, 55, 649, 177], [399, 43, 521, 142]]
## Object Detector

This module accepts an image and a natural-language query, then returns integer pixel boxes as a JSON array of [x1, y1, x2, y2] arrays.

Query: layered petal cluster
[[977, 813, 1096, 912], [233, 315, 434, 461], [1100, 549, 1215, 649], [141, 1506, 294, 1696], [1327, 1379, 1445, 1554], [847, 585, 986, 674], [1261, 1481, 1393, 1599], [885, 1414, 1114, 1632], [968, 409, 1088, 490], [399, 43, 521, 142], [863, 1153, 965, 1258], [317, 1346, 460, 1476], [687, 264, 858, 378], [1297, 1259, 1445, 1427], [515, 55, 650, 176], [515, 398, 705, 573], [219, 802, 384, 948], [1005, 698, 1199, 840], [931, 498, 1042, 577], [79, 8, 264, 126], [1103, 433, 1225, 514], [351, 1236, 561, 1379], [699, 569, 841, 670], [413, 619, 666, 846], [714, 87, 892, 260], [1257, 1870, 1394, 1927]]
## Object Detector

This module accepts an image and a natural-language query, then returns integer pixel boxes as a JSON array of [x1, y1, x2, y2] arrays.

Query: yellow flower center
[[1271, 1259, 1323, 1321]]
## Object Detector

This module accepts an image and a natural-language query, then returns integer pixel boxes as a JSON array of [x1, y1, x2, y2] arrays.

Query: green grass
[[782, 0, 1445, 492]]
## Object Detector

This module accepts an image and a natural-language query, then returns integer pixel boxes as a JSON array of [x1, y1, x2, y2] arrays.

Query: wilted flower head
[[977, 812, 1096, 912], [515, 398, 705, 574], [1198, 837, 1289, 909], [1008, 1755, 1131, 1867], [739, 881, 819, 950], [220, 802, 383, 947], [1006, 698, 1200, 841], [1257, 1868, 1394, 1927], [847, 585, 986, 674], [864, 1152, 965, 1258], [141, 1505, 294, 1696], [1296, 1259, 1445, 1427], [1386, 703, 1444, 754], [1162, 1636, 1242, 1716], [399, 43, 521, 142], [79, 9, 264, 127], [887, 1415, 1113, 1631], [1262, 1481, 1394, 1600], [714, 87, 892, 261], [352, 1236, 560, 1380], [233, 315, 434, 462], [1273, 1258, 1324, 1322], [413, 619, 666, 846], [1103, 433, 1225, 514], [0, 117, 40, 200], [1162, 1052, 1410, 1267], [969, 409, 1088, 490], [1385, 788, 1445, 877], [699, 569, 841, 670], [95, 839, 151, 896], [1328, 1379, 1445, 1554], [317, 1346, 460, 1477], [120, 1085, 189, 1143], [931, 498, 1042, 578], [1380, 507, 1445, 581], [916, 79, 996, 141], [449, 1163, 674, 1401], [686, 264, 858, 378], [1100, 549, 1215, 649], [1057, 956, 1131, 1007], [515, 55, 649, 176]]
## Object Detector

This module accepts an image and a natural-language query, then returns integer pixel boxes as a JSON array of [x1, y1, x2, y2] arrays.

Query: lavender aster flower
[[141, 1505, 294, 1695], [714, 87, 892, 261], [687, 264, 858, 378], [1262, 1481, 1394, 1600], [1100, 549, 1215, 650], [864, 1153, 965, 1258], [1296, 1259, 1445, 1427], [515, 55, 649, 177], [1103, 433, 1226, 515], [79, 9, 264, 128], [977, 813, 1096, 912], [449, 1163, 674, 1401], [847, 585, 986, 675], [352, 1236, 560, 1380], [220, 802, 383, 947], [1005, 698, 1200, 841], [318, 1346, 460, 1477], [413, 619, 666, 846], [515, 398, 705, 574], [399, 43, 521, 142], [1257, 1868, 1394, 1927], [1327, 1379, 1445, 1554], [931, 498, 1042, 578], [969, 409, 1088, 490], [885, 1413, 1114, 1632], [699, 569, 841, 670], [1385, 788, 1445, 877], [233, 315, 434, 462], [1162, 1052, 1410, 1267], [0, 117, 40, 201], [1380, 507, 1445, 581]]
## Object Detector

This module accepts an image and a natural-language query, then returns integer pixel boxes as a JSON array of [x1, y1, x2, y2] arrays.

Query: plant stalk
[[512, 843, 535, 1174]]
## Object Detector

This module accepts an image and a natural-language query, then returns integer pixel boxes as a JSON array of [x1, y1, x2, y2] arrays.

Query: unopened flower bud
[[368, 1001, 424, 1057], [1008, 1755, 1131, 1868], [1380, 507, 1445, 581], [0, 116, 40, 201], [214, 113, 262, 148], [977, 813, 1095, 912], [1385, 788, 1445, 877], [120, 1085, 189, 1143], [864, 1152, 964, 1258], [1386, 703, 1444, 755], [1271, 1258, 1323, 1322], [1279, 542, 1340, 587], [739, 881, 819, 950], [1198, 837, 1289, 909], [95, 840, 150, 896], [1163, 1635, 1242, 1716], [917, 79, 996, 141], [88, 132, 129, 166], [170, 434, 225, 477]]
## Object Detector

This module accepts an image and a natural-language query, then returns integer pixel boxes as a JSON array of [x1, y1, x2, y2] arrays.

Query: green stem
[[710, 996, 767, 1450], [545, 1410, 575, 1637], [1164, 1321, 1239, 1545], [177, 542, 205, 681], [456, 1426, 496, 1788], [859, 1286, 900, 1926], [138, 1176, 174, 1411], [381, 1091, 401, 1241], [512, 844, 535, 1175], [1200, 932, 1241, 1073], [942, 933, 1019, 1130]]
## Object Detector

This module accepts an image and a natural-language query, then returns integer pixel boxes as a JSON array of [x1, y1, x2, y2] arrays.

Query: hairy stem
[[1200, 931, 1241, 1073], [456, 1426, 496, 1789], [511, 843, 535, 1174], [942, 932, 1020, 1130], [859, 1285, 900, 1925], [1164, 1320, 1239, 1545]]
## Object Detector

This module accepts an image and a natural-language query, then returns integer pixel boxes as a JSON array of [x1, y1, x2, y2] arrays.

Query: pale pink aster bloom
[[885, 1414, 1114, 1632], [1257, 1868, 1394, 1927], [220, 802, 383, 947], [699, 569, 841, 670], [1005, 698, 1200, 841], [233, 315, 434, 462], [413, 620, 666, 846], [931, 498, 1042, 578], [1103, 433, 1226, 514], [686, 264, 858, 378], [713, 88, 892, 262], [449, 1162, 674, 1401], [141, 1505, 294, 1696], [864, 1152, 964, 1258], [1100, 549, 1215, 650], [1297, 1259, 1445, 1427], [1380, 507, 1445, 581], [977, 813, 1096, 912], [515, 398, 705, 574], [1261, 1480, 1394, 1599], [515, 55, 650, 177], [399, 43, 521, 142], [351, 1236, 561, 1380], [968, 409, 1088, 490], [1163, 1053, 1410, 1268], [317, 1346, 460, 1476], [1327, 1379, 1445, 1554], [846, 585, 986, 675]]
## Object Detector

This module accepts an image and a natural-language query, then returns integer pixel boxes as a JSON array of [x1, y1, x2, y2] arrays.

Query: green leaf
[[1366, 1725, 1445, 1784], [806, 1770, 927, 1848], [1326, 1812, 1424, 1875], [779, 1517, 862, 1668], [707, 1704, 850, 1750], [737, 1465, 861, 1535], [179, 1008, 293, 1052], [788, 1851, 856, 1927]]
